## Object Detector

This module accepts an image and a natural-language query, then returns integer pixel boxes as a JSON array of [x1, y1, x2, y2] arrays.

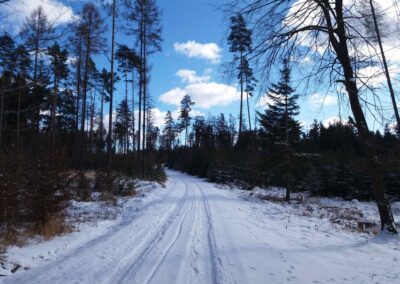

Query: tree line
[[0, 0, 163, 240]]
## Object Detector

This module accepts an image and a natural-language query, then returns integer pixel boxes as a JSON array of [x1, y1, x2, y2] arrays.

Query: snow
[[1, 170, 399, 283]]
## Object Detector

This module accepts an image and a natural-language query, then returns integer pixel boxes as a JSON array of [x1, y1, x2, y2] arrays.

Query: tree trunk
[[369, 0, 400, 132], [285, 91, 291, 202], [246, 91, 251, 132], [125, 69, 129, 153], [17, 86, 21, 148], [328, 0, 397, 233], [107, 0, 116, 172], [131, 69, 135, 152], [142, 20, 147, 176], [0, 88, 4, 150], [89, 85, 95, 156], [80, 16, 92, 169], [100, 84, 104, 157], [51, 72, 58, 148], [238, 52, 243, 139], [33, 9, 40, 133]]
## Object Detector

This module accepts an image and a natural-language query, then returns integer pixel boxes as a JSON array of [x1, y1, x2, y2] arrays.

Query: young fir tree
[[258, 62, 300, 201], [162, 110, 175, 150], [228, 13, 253, 138], [114, 99, 131, 153], [178, 95, 195, 146]]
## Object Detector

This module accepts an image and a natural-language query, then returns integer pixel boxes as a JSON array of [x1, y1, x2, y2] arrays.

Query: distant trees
[[0, 0, 167, 244]]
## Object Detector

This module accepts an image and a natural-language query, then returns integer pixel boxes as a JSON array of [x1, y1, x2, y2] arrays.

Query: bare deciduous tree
[[225, 0, 397, 233]]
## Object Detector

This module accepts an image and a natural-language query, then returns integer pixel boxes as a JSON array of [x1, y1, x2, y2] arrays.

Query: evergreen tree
[[228, 13, 253, 138], [258, 62, 300, 201], [162, 110, 175, 150], [258, 63, 300, 144], [114, 99, 131, 153], [178, 95, 195, 146]]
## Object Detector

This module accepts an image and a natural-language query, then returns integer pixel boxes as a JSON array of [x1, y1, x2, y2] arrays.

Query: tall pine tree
[[228, 13, 253, 138]]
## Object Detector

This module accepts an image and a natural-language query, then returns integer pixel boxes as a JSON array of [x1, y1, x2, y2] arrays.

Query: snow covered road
[[3, 170, 400, 284]]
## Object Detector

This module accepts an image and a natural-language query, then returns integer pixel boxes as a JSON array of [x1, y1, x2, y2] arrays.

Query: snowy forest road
[[3, 170, 399, 284]]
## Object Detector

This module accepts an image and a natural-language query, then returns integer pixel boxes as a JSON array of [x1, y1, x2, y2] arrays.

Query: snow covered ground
[[1, 170, 399, 283]]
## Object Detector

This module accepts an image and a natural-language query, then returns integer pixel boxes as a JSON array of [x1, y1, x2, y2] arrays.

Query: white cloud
[[174, 41, 222, 64], [256, 95, 275, 108], [308, 93, 337, 108], [176, 69, 211, 84], [357, 65, 400, 88], [1, 0, 75, 32], [150, 108, 167, 128], [256, 92, 286, 108], [322, 116, 346, 127], [160, 82, 240, 109]]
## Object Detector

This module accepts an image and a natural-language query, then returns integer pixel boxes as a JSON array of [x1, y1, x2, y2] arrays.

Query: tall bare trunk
[[369, 0, 400, 132], [141, 10, 147, 176], [80, 16, 92, 169], [33, 9, 40, 134], [131, 69, 135, 152], [100, 85, 104, 153], [107, 0, 116, 172], [51, 72, 58, 147], [238, 52, 243, 139], [246, 91, 251, 132], [326, 0, 397, 233], [125, 69, 129, 153]]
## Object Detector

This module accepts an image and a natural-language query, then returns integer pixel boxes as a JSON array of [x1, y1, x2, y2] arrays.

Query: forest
[[0, 0, 399, 253]]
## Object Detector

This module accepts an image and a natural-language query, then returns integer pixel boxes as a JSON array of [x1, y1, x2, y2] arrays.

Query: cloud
[[150, 108, 167, 128], [357, 64, 400, 88], [174, 41, 222, 64], [322, 116, 346, 127], [176, 69, 211, 84], [1, 0, 75, 32], [160, 82, 240, 109], [256, 92, 287, 108], [308, 93, 337, 108], [256, 95, 275, 108], [150, 108, 205, 130]]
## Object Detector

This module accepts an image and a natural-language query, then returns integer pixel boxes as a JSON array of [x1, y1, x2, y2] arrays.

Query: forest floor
[[1, 170, 399, 284]]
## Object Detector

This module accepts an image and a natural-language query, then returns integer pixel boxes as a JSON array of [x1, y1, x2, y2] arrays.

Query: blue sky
[[3, 0, 396, 132]]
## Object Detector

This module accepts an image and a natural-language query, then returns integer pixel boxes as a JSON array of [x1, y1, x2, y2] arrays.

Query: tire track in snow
[[192, 179, 220, 284], [116, 178, 192, 283], [143, 180, 195, 284]]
